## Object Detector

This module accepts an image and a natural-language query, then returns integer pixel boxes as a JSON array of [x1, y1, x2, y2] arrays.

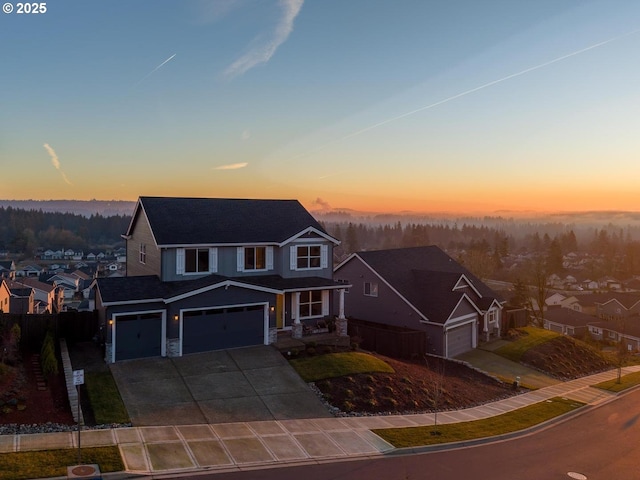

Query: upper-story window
[[245, 247, 266, 270], [364, 282, 378, 297], [186, 248, 210, 273], [139, 243, 146, 264], [290, 244, 328, 271], [237, 246, 273, 272], [176, 248, 217, 275]]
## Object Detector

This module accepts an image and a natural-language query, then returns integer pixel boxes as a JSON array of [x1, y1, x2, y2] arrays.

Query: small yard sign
[[73, 369, 85, 386]]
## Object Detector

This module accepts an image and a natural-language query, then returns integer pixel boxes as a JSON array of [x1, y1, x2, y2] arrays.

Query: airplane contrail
[[135, 53, 177, 86], [289, 28, 640, 161]]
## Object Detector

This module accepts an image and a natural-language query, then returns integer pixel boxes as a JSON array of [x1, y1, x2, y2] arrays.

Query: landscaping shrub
[[40, 331, 58, 376]]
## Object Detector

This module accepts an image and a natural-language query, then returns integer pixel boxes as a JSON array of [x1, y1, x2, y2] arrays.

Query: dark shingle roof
[[132, 197, 330, 246], [96, 274, 345, 304], [544, 307, 597, 327], [355, 246, 502, 324]]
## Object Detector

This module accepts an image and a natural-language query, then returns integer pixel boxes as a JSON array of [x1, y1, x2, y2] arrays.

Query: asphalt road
[[189, 388, 640, 480]]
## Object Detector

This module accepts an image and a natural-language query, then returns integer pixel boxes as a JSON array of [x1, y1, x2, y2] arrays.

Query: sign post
[[73, 369, 85, 464]]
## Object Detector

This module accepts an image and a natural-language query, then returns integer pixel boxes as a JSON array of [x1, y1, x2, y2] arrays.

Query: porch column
[[292, 292, 303, 339], [336, 288, 348, 337]]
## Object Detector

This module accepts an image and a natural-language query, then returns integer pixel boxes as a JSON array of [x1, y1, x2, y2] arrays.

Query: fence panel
[[348, 318, 426, 359]]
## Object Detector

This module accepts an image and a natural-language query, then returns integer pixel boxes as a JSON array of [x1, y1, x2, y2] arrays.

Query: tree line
[[321, 219, 640, 282], [0, 207, 130, 255]]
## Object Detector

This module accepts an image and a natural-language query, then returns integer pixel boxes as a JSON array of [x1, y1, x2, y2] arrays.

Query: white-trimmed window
[[176, 248, 217, 275], [298, 290, 328, 319], [237, 246, 273, 272], [139, 243, 146, 264], [291, 244, 328, 270], [364, 282, 378, 297], [488, 309, 497, 324]]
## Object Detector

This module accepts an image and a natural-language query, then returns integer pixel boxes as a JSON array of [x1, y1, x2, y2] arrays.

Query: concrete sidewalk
[[3, 366, 639, 477]]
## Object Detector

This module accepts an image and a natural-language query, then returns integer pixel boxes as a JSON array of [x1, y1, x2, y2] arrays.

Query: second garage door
[[446, 323, 473, 358], [182, 305, 265, 355]]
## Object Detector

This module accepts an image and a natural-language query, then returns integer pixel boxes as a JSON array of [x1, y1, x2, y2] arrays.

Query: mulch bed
[[0, 350, 74, 426], [313, 352, 517, 415]]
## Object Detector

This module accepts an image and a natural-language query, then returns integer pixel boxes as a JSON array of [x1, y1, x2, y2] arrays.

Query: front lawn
[[495, 327, 559, 362], [374, 397, 584, 448], [0, 446, 123, 480], [289, 351, 394, 382], [593, 371, 640, 392], [85, 371, 130, 424]]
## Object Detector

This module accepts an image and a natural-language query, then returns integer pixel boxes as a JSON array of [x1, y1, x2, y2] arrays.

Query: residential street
[[193, 387, 640, 480]]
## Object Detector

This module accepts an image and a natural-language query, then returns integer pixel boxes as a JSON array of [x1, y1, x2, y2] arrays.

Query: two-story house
[[334, 246, 504, 358], [94, 196, 350, 363], [0, 279, 35, 314]]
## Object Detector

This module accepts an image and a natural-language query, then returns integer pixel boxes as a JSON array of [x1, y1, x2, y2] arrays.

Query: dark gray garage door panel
[[116, 313, 163, 361], [183, 305, 265, 355], [447, 323, 473, 357]]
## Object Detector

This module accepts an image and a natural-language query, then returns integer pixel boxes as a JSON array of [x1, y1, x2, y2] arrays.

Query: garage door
[[447, 323, 473, 358], [115, 312, 163, 361], [182, 305, 265, 355]]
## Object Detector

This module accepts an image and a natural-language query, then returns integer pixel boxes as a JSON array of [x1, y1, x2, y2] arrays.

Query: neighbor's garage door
[[182, 305, 265, 355], [447, 323, 473, 358], [115, 312, 163, 361]]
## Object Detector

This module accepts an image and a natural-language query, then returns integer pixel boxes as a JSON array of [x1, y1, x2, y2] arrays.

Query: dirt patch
[[522, 336, 613, 380], [312, 352, 516, 415], [0, 350, 74, 426]]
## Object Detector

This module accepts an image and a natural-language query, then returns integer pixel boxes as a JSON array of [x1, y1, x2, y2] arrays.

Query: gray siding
[[160, 241, 334, 281], [335, 258, 424, 330], [127, 211, 161, 277]]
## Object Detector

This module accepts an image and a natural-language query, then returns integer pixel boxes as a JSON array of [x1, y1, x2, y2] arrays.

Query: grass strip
[[289, 351, 394, 382], [85, 371, 130, 424], [0, 446, 123, 480], [374, 397, 583, 448], [593, 371, 640, 392], [494, 327, 559, 362]]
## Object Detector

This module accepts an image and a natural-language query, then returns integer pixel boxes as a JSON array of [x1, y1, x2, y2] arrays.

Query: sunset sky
[[2, 0, 640, 214]]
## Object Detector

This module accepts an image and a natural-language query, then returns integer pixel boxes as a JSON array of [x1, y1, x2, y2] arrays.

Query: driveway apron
[[110, 345, 331, 426]]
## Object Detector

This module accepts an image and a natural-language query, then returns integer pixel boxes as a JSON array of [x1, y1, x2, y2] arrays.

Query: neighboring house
[[594, 294, 640, 321], [0, 260, 16, 279], [0, 280, 35, 314], [333, 246, 505, 358], [94, 196, 350, 363], [15, 264, 42, 277], [588, 316, 640, 352], [10, 277, 60, 313], [543, 306, 594, 337]]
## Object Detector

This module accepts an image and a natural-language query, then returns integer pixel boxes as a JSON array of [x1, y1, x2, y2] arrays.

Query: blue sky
[[2, 0, 640, 213]]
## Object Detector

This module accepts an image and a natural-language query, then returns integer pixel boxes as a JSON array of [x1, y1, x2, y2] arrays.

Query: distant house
[[333, 246, 505, 358], [543, 307, 594, 337], [94, 196, 349, 363], [0, 260, 16, 279], [11, 277, 61, 313], [588, 317, 640, 353], [0, 280, 35, 314], [15, 264, 42, 277]]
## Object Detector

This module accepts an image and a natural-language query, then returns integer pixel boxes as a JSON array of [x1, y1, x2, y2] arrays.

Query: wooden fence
[[348, 318, 427, 359], [0, 311, 99, 348]]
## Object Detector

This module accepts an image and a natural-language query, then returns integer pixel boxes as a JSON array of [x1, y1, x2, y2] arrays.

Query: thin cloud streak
[[43, 143, 72, 185], [290, 28, 640, 161], [135, 53, 177, 86], [224, 0, 303, 78], [214, 162, 248, 170]]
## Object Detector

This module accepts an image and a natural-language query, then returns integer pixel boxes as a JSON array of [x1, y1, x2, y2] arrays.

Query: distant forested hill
[[0, 205, 131, 252], [0, 199, 136, 217]]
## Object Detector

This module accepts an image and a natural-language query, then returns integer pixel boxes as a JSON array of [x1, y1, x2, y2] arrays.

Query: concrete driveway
[[110, 346, 331, 426]]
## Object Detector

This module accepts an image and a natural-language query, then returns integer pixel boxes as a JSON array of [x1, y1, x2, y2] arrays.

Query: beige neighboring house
[[0, 279, 35, 314], [12, 277, 62, 313]]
